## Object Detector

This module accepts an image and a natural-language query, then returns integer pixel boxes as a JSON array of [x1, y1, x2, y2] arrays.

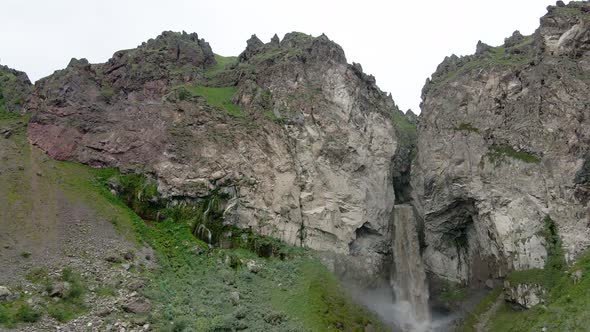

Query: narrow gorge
[[1, 1, 590, 331]]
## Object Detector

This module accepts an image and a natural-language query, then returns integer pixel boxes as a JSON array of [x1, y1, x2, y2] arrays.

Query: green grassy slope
[[95, 170, 389, 331], [0, 110, 389, 331], [485, 252, 590, 332]]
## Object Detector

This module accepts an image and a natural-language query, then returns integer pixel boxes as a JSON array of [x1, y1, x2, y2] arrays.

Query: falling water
[[391, 204, 432, 331]]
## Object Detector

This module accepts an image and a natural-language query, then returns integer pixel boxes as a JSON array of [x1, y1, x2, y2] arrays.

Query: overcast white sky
[[1, 0, 557, 113]]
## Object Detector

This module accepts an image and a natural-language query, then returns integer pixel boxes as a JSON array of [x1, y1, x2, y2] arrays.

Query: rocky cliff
[[26, 31, 414, 280], [413, 1, 590, 286], [0, 65, 32, 113]]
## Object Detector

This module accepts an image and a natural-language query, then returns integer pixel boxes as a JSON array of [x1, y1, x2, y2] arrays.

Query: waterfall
[[391, 204, 431, 331]]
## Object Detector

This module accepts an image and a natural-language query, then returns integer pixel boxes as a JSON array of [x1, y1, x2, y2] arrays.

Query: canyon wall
[[412, 1, 590, 285]]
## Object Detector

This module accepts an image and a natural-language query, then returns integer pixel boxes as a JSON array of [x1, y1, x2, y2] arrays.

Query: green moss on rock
[[487, 144, 541, 164]]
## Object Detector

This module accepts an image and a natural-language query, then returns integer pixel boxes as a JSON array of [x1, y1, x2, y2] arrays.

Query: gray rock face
[[413, 2, 590, 285], [27, 31, 413, 280], [504, 281, 546, 309], [0, 65, 32, 113]]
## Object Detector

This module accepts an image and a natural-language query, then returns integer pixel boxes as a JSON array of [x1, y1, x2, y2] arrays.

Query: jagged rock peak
[[237, 32, 347, 65], [67, 58, 91, 70], [475, 40, 492, 55], [270, 33, 280, 46], [405, 109, 418, 124], [142, 30, 208, 48], [130, 30, 215, 67], [238, 34, 265, 61], [0, 64, 31, 86], [504, 30, 525, 48]]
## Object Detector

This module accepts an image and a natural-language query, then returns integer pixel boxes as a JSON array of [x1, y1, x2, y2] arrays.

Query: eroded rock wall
[[27, 31, 411, 279], [413, 1, 590, 285]]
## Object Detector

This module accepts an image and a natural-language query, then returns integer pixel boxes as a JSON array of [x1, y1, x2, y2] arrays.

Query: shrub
[[14, 304, 40, 323], [100, 85, 114, 100]]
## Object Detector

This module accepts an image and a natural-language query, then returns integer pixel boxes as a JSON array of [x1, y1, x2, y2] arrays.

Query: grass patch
[[487, 144, 541, 164], [506, 268, 546, 286], [263, 110, 281, 122], [205, 54, 238, 79], [272, 259, 385, 331], [100, 84, 115, 100], [553, 6, 586, 18], [391, 111, 417, 156], [175, 85, 242, 118], [0, 299, 41, 327], [96, 286, 117, 297], [439, 281, 468, 302], [482, 216, 581, 331], [430, 38, 535, 89], [460, 287, 502, 332], [506, 216, 566, 289], [0, 107, 20, 120], [45, 267, 88, 322], [454, 122, 480, 133]]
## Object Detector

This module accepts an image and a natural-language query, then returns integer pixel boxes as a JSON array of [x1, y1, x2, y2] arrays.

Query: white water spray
[[391, 204, 432, 331]]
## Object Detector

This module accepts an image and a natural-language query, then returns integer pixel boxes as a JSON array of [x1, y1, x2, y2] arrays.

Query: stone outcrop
[[503, 281, 546, 309], [412, 1, 590, 286], [26, 31, 414, 280], [0, 65, 32, 113]]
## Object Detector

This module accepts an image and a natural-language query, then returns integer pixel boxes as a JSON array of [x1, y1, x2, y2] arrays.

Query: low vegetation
[[175, 85, 243, 118], [460, 287, 503, 332], [486, 144, 541, 164], [439, 281, 468, 302], [454, 122, 480, 133], [204, 54, 238, 80], [430, 35, 535, 88], [505, 216, 565, 288], [1, 267, 87, 327], [93, 170, 388, 331], [464, 216, 586, 331], [0, 300, 41, 327], [553, 4, 587, 18], [46, 268, 88, 322], [391, 111, 417, 157]]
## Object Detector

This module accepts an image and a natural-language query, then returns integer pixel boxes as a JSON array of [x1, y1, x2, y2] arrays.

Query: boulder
[[122, 298, 151, 314], [229, 291, 240, 306], [49, 282, 71, 298], [0, 286, 12, 301], [504, 281, 546, 309]]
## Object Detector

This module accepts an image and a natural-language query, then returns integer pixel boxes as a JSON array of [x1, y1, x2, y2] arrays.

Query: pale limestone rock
[[504, 281, 546, 309], [414, 3, 590, 285]]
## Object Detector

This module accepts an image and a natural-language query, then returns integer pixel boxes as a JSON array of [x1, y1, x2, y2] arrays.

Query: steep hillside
[[0, 109, 155, 331], [0, 108, 389, 331], [26, 31, 415, 282]]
